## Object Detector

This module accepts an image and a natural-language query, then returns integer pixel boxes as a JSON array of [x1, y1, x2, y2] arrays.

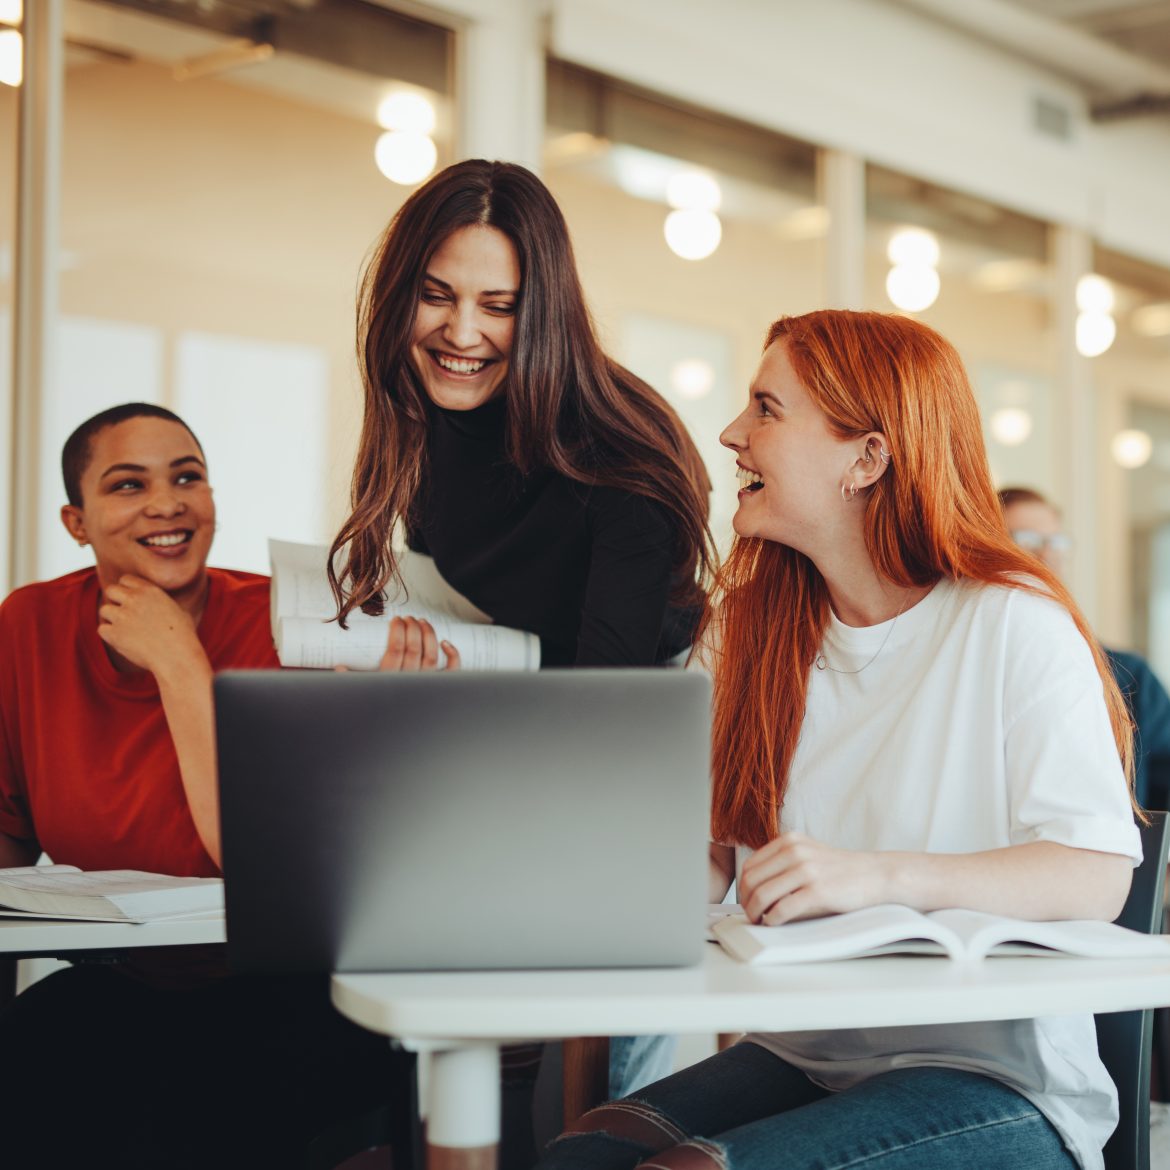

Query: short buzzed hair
[[61, 403, 203, 508], [997, 486, 1056, 514]]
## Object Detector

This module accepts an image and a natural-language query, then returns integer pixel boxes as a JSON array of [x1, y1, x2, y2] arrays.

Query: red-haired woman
[[535, 310, 1140, 1170]]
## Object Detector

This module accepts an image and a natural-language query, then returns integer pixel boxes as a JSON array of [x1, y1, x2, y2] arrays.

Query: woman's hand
[[378, 616, 461, 671], [98, 574, 205, 679], [739, 832, 890, 925], [99, 575, 220, 865]]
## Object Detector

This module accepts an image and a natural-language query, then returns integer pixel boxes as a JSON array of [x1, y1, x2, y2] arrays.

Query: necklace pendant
[[814, 654, 827, 670]]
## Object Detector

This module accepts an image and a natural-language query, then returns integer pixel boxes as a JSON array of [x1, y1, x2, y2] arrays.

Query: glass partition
[[865, 165, 1057, 498], [1090, 247, 1170, 663], [0, 0, 17, 583], [545, 60, 824, 552], [30, 0, 452, 578]]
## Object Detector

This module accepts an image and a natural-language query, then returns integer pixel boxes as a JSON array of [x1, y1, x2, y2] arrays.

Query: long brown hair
[[698, 309, 1136, 848], [330, 159, 713, 622]]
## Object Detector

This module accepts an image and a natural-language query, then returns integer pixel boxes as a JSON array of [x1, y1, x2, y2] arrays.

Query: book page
[[268, 539, 491, 624], [0, 870, 223, 922], [0, 870, 220, 899], [0, 906, 226, 923], [270, 539, 540, 671], [928, 908, 1170, 960], [276, 615, 540, 671], [0, 864, 79, 876], [713, 903, 961, 964], [268, 539, 339, 622]]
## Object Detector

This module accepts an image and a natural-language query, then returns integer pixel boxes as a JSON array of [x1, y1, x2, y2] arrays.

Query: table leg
[[0, 958, 16, 1012], [426, 1044, 501, 1170]]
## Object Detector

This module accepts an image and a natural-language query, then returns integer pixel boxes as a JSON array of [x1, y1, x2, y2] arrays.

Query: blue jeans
[[609, 1033, 678, 1096], [537, 1041, 1077, 1170]]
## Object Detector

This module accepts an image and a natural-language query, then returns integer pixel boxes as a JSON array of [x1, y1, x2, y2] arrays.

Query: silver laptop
[[214, 669, 710, 973]]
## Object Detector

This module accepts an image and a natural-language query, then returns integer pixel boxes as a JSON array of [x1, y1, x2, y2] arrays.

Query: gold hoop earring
[[840, 481, 858, 503]]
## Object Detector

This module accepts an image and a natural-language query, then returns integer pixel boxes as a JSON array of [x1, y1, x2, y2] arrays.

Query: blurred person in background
[[1000, 486, 1170, 811]]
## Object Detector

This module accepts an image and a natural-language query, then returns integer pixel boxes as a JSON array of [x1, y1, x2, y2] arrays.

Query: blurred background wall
[[3, 0, 1170, 673]]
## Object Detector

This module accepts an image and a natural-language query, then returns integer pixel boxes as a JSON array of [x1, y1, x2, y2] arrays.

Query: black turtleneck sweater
[[406, 398, 699, 667]]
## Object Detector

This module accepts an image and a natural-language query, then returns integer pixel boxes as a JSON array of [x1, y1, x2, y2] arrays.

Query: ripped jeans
[[536, 1041, 1076, 1170]]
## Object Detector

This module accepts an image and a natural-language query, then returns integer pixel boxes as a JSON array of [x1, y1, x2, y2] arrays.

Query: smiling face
[[409, 225, 520, 411], [60, 416, 215, 604], [720, 340, 864, 554]]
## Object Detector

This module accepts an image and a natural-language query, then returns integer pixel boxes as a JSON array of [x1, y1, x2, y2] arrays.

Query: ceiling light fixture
[[0, 28, 21, 88], [664, 170, 723, 261], [989, 407, 1033, 446], [374, 131, 437, 186], [670, 358, 716, 400], [1075, 274, 1116, 357], [373, 90, 438, 187], [885, 227, 940, 313], [1111, 428, 1152, 469]]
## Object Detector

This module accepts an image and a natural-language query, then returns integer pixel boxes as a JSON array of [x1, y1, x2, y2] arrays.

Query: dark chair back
[[1097, 810, 1169, 1170]]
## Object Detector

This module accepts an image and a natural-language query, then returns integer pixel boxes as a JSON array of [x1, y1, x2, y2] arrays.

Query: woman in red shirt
[[0, 403, 410, 1170]]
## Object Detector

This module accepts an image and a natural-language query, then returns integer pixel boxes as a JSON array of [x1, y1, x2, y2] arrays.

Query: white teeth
[[436, 354, 487, 375], [736, 467, 764, 489], [143, 533, 187, 547]]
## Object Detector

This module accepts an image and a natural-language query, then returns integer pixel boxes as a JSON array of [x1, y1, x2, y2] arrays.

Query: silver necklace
[[814, 590, 912, 675]]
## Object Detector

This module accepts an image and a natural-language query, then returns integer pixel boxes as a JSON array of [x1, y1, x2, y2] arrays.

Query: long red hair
[[697, 310, 1136, 848]]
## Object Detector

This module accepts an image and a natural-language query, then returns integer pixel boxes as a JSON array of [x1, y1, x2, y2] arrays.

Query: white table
[[332, 944, 1170, 1170], [0, 914, 226, 1007], [0, 913, 225, 954]]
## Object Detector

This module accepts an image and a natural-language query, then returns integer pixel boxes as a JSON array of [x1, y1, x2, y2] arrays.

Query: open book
[[269, 539, 540, 671], [712, 903, 1170, 964], [0, 865, 224, 923]]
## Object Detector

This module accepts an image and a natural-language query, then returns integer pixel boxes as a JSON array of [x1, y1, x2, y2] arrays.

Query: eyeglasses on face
[[1010, 529, 1072, 553]]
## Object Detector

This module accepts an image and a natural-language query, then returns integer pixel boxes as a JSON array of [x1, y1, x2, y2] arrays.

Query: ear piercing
[[841, 481, 858, 503]]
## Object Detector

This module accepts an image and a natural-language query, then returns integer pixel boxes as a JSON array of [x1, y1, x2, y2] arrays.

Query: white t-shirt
[[742, 577, 1141, 1170]]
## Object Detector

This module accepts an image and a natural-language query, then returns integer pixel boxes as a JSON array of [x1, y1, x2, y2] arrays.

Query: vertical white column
[[818, 148, 866, 311], [1051, 224, 1096, 621], [7, 0, 62, 592], [454, 0, 545, 171]]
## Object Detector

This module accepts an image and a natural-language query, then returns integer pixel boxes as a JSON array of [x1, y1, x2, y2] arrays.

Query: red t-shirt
[[0, 567, 279, 876]]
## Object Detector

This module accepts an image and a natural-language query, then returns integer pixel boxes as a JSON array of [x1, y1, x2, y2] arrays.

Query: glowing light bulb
[[1132, 303, 1170, 338], [0, 29, 21, 87], [376, 91, 436, 135], [1076, 274, 1115, 315], [989, 407, 1033, 446], [374, 130, 437, 186], [670, 359, 715, 400], [666, 170, 721, 213], [1111, 429, 1152, 469], [663, 209, 722, 261], [1075, 311, 1116, 357], [885, 264, 940, 312], [887, 228, 940, 268]]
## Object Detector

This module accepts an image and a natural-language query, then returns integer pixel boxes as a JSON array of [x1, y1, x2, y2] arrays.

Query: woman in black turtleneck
[[329, 158, 712, 670], [410, 392, 699, 666], [327, 160, 714, 1162]]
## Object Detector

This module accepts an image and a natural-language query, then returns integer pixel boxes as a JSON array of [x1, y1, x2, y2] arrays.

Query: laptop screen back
[[215, 669, 710, 973]]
